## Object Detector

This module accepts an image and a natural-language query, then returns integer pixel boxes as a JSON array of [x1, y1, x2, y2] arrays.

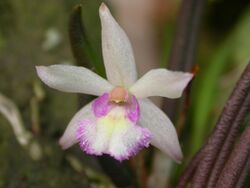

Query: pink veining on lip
[[76, 120, 96, 154]]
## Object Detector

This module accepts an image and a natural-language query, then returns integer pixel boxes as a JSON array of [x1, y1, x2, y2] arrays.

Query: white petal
[[36, 65, 113, 96], [130, 69, 193, 99], [99, 3, 137, 87], [139, 99, 183, 163], [59, 102, 93, 149]]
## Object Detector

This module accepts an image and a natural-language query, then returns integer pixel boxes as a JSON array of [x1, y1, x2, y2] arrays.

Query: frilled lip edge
[[76, 119, 152, 161], [74, 93, 152, 161]]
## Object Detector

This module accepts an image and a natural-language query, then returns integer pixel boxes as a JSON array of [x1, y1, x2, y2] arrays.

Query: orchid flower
[[36, 3, 193, 163]]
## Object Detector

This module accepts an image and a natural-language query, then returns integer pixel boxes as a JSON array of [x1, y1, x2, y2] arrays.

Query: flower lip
[[109, 86, 129, 104]]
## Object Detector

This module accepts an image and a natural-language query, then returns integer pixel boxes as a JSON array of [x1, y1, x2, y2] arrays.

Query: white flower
[[36, 3, 193, 163]]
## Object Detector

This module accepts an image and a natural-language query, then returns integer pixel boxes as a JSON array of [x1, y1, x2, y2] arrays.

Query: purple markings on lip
[[92, 93, 112, 118], [127, 95, 140, 123]]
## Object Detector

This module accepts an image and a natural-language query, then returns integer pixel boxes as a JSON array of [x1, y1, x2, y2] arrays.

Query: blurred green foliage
[[189, 5, 250, 156]]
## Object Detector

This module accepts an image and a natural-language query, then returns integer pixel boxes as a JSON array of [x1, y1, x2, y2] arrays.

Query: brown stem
[[192, 63, 250, 188], [176, 148, 204, 188], [236, 155, 250, 188], [163, 0, 206, 120], [207, 93, 250, 188], [168, 0, 205, 71], [215, 121, 250, 188]]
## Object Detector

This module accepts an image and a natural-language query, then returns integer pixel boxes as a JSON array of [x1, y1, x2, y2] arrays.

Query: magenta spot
[[92, 93, 112, 118], [127, 95, 140, 123]]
